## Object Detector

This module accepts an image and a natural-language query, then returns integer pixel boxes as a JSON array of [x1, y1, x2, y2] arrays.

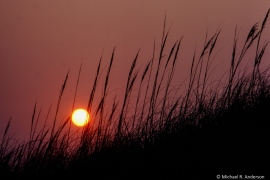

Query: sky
[[0, 0, 270, 139]]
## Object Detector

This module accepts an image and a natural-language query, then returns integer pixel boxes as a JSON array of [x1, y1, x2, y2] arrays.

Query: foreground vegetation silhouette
[[1, 10, 270, 179]]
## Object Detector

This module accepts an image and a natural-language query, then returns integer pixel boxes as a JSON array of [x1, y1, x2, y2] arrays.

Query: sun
[[71, 109, 90, 127]]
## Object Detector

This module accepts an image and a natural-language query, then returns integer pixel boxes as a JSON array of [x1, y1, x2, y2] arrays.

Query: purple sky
[[0, 1, 269, 139]]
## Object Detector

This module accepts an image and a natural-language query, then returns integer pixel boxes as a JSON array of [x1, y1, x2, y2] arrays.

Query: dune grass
[[1, 9, 270, 179]]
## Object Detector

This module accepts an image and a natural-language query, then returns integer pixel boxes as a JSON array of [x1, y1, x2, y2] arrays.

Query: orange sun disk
[[71, 109, 90, 127]]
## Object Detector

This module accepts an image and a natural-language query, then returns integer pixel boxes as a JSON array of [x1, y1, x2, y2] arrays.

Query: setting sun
[[71, 109, 90, 127]]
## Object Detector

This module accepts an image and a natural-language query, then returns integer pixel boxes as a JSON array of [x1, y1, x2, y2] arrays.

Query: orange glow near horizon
[[71, 109, 90, 127]]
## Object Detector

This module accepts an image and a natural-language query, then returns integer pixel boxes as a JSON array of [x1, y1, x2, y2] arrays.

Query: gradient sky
[[1, 0, 270, 139]]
